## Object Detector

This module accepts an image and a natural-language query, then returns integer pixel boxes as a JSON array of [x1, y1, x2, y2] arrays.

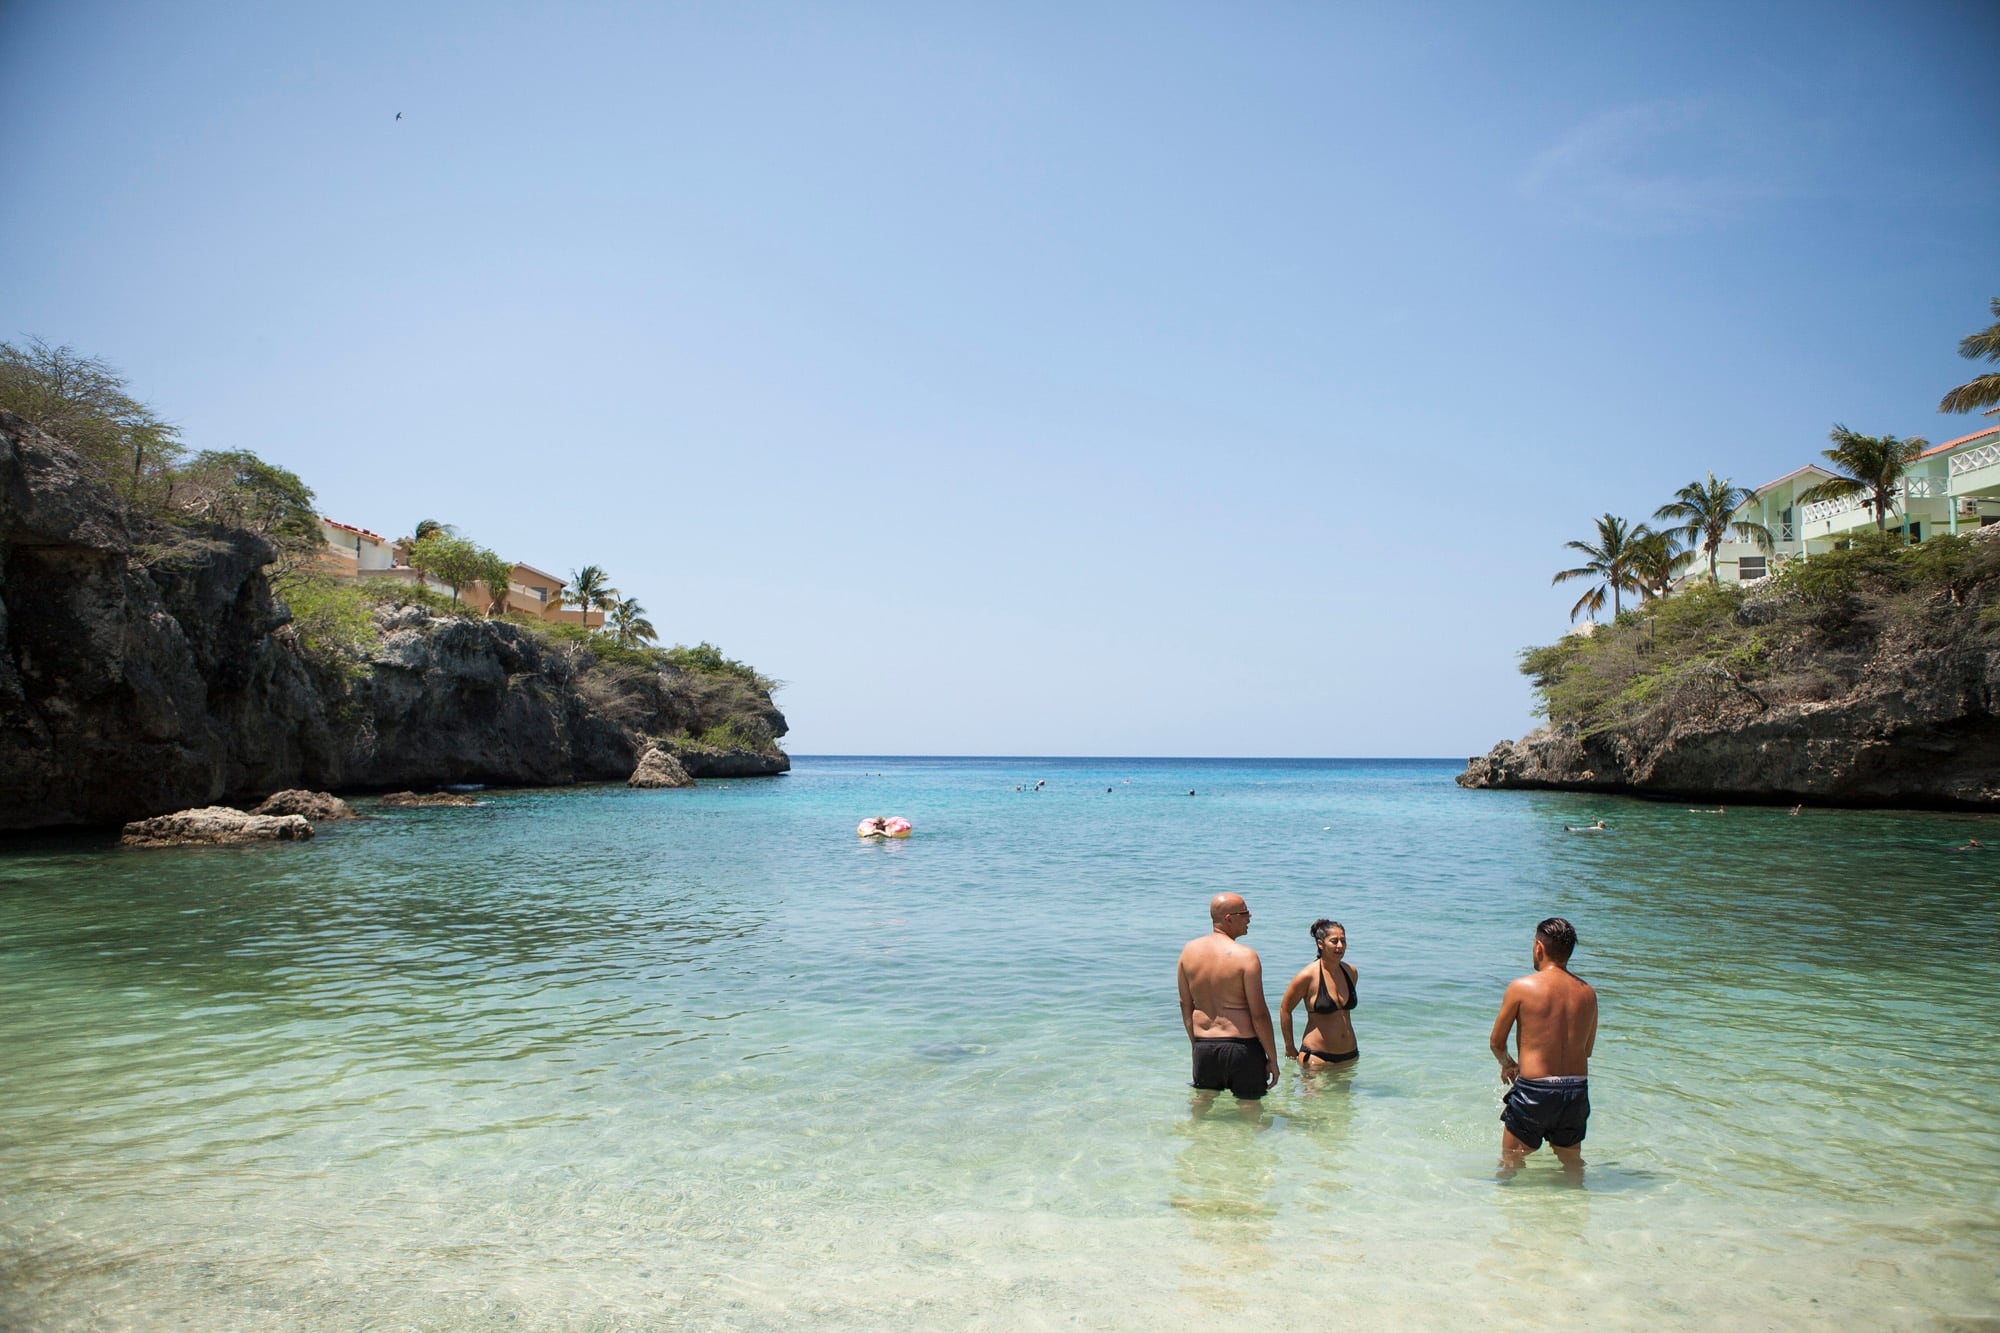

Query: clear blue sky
[[4, 2, 1995, 756]]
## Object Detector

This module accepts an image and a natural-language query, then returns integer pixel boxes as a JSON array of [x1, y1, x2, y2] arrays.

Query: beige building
[[315, 518, 604, 627]]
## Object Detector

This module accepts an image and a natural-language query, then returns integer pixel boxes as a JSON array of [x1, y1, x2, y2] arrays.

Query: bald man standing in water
[[1490, 916, 1598, 1174], [1177, 893, 1280, 1101]]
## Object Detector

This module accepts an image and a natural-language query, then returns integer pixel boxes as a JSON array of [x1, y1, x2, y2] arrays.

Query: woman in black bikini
[[1280, 918, 1358, 1070]]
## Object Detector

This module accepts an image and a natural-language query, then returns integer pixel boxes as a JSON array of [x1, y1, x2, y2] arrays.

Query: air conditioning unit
[[1960, 498, 1982, 517]]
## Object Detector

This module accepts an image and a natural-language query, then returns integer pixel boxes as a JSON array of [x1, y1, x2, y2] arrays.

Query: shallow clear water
[[2, 757, 1996, 1330]]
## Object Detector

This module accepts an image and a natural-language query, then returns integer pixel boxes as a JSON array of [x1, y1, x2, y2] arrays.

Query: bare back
[[1494, 966, 1597, 1079], [1177, 934, 1265, 1039]]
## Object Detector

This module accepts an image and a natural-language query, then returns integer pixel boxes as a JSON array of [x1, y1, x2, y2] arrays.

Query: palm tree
[[1654, 472, 1772, 582], [1628, 529, 1692, 599], [608, 596, 658, 649], [1939, 296, 2000, 414], [559, 564, 619, 630], [1795, 425, 1929, 536], [1553, 514, 1656, 621]]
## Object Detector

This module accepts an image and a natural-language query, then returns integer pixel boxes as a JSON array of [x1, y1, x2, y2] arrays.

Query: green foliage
[[406, 531, 505, 604], [1796, 426, 1928, 535], [0, 337, 185, 504], [660, 641, 777, 691], [1552, 513, 1658, 621], [693, 718, 774, 751], [559, 564, 620, 626], [1653, 472, 1770, 581], [356, 579, 474, 618], [1939, 296, 2000, 414], [1526, 533, 2000, 734], [272, 572, 380, 680], [174, 449, 321, 561], [474, 549, 514, 615], [609, 596, 657, 649]]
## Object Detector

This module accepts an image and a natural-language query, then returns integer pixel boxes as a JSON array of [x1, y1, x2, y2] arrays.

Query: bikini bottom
[[1300, 1046, 1357, 1066]]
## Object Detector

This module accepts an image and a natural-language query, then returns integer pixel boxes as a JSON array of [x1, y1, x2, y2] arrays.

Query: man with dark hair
[[1489, 916, 1597, 1175], [1177, 893, 1280, 1103]]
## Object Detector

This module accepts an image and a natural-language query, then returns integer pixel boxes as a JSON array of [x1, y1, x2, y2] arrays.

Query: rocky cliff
[[0, 409, 787, 830], [1459, 531, 2000, 809]]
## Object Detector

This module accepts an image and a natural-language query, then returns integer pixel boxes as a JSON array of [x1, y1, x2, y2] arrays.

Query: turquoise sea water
[[2, 756, 1997, 1330]]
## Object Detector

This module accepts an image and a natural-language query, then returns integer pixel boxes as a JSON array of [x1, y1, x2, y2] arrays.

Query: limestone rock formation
[[0, 409, 790, 830], [379, 791, 480, 807], [628, 744, 694, 788], [251, 789, 357, 820], [1460, 531, 2000, 809], [121, 806, 314, 847]]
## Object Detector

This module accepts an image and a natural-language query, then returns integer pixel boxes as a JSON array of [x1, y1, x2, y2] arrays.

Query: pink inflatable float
[[857, 816, 913, 838]]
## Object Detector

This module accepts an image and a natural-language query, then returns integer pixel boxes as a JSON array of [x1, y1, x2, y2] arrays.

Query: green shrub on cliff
[[272, 573, 380, 680], [1522, 536, 2000, 735], [0, 338, 185, 504], [662, 641, 779, 694]]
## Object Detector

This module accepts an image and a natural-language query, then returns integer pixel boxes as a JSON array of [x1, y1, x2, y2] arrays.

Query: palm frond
[[1940, 372, 2000, 414]]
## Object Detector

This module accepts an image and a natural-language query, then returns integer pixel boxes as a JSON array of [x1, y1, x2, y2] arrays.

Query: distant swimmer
[[1565, 820, 1607, 833], [1951, 838, 1984, 852], [1690, 806, 1727, 815], [1107, 787, 1114, 793], [1491, 918, 1597, 1178], [1177, 893, 1279, 1105], [1789, 804, 1803, 816], [1035, 779, 1046, 791], [1189, 790, 1197, 797]]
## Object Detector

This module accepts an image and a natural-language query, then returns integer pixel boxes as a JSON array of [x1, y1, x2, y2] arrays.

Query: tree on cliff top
[[559, 565, 619, 629], [408, 531, 510, 606], [1655, 473, 1772, 582], [609, 596, 657, 648], [1796, 426, 1929, 535], [174, 450, 321, 561], [1553, 513, 1655, 621], [1939, 297, 2000, 415], [0, 337, 184, 503]]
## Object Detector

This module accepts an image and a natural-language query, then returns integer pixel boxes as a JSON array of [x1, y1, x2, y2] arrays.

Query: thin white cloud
[[1521, 99, 1787, 232]]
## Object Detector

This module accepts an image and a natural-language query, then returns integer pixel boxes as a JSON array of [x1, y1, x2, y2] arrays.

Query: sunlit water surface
[[2, 757, 1996, 1330]]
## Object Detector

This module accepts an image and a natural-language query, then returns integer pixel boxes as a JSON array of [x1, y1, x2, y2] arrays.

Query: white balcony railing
[[1801, 476, 1950, 526], [1951, 442, 2000, 477], [1801, 493, 1866, 525]]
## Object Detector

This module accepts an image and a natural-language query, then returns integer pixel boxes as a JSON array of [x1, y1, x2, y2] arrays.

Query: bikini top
[[1311, 961, 1357, 1015]]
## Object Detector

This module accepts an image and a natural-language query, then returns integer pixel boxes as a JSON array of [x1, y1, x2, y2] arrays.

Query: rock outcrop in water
[[627, 743, 694, 788], [121, 806, 314, 847], [1459, 530, 2000, 809], [250, 789, 357, 820], [0, 409, 789, 830]]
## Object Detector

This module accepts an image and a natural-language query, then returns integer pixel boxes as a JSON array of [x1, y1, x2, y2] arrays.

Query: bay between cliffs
[[1, 757, 1994, 1329]]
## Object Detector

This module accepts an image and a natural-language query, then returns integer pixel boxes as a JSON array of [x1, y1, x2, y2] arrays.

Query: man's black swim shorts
[[1191, 1037, 1269, 1100], [1501, 1074, 1589, 1150]]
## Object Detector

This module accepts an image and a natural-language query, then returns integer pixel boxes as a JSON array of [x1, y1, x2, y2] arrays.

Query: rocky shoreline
[[0, 409, 789, 831], [1459, 529, 2000, 810]]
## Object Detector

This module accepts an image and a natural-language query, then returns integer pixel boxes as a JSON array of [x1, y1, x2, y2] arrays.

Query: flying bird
[[394, 111, 402, 120]]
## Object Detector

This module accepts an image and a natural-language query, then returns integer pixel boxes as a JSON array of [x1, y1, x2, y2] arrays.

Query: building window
[[1737, 557, 1767, 581]]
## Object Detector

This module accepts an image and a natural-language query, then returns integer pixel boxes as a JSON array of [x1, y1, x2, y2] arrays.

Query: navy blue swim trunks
[[1191, 1037, 1269, 1100], [1501, 1075, 1589, 1150]]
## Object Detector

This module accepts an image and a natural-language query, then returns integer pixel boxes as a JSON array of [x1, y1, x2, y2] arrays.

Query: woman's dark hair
[[1309, 919, 1345, 946]]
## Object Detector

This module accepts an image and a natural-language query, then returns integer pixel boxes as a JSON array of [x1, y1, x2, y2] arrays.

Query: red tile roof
[[320, 517, 388, 541], [1919, 426, 2000, 458]]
